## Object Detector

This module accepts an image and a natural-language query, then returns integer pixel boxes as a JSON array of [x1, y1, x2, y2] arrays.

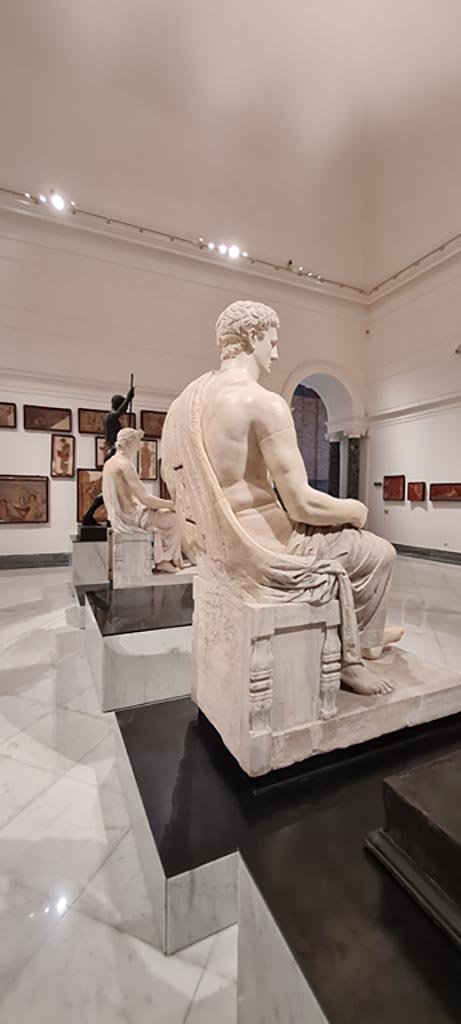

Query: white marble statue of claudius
[[102, 427, 182, 573], [162, 300, 403, 693]]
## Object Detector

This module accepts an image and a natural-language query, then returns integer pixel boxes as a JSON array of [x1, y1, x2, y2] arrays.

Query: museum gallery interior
[[0, 2, 461, 1022]]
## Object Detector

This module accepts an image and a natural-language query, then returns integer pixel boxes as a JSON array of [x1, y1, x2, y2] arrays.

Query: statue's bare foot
[[155, 561, 181, 574], [341, 665, 393, 696], [362, 626, 405, 661]]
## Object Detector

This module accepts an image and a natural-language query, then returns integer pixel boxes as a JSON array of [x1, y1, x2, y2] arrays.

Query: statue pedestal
[[366, 750, 461, 949], [109, 529, 153, 589]]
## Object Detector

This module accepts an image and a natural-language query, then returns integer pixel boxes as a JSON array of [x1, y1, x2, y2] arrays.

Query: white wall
[[365, 258, 461, 551], [0, 209, 367, 555]]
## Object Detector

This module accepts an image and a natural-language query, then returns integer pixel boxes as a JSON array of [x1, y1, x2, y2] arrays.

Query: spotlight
[[51, 193, 65, 211], [316, 275, 323, 282], [24, 192, 31, 199], [39, 194, 47, 203], [208, 242, 215, 250], [242, 251, 248, 258], [199, 237, 204, 243], [218, 244, 228, 255], [307, 271, 313, 277], [70, 200, 76, 207], [228, 245, 240, 259]]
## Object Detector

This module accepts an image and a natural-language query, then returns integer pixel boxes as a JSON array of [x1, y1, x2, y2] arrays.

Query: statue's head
[[116, 427, 144, 456], [215, 300, 280, 374], [111, 394, 125, 410]]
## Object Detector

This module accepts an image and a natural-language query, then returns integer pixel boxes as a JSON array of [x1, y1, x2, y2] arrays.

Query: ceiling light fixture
[[207, 242, 215, 250], [242, 251, 248, 258], [51, 193, 66, 211], [24, 192, 30, 199], [70, 200, 76, 207], [228, 245, 240, 259], [218, 244, 228, 255], [39, 194, 47, 203]]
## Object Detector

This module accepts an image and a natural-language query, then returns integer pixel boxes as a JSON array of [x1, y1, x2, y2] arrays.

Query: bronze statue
[[82, 383, 135, 526]]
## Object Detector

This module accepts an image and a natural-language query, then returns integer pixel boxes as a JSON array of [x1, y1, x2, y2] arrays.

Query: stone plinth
[[71, 534, 109, 589], [84, 581, 193, 712], [109, 529, 154, 589], [366, 751, 461, 948]]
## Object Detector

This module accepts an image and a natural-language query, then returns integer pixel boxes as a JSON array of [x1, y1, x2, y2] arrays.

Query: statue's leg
[[82, 493, 105, 526]]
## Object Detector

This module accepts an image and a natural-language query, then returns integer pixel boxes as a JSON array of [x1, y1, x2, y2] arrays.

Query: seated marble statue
[[102, 427, 182, 573], [162, 300, 404, 695]]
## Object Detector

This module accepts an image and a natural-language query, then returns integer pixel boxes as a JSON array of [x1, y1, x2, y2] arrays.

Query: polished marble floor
[[0, 557, 459, 1022]]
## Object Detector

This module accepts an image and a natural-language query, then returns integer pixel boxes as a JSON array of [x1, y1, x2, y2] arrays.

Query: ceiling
[[1, 0, 461, 288]]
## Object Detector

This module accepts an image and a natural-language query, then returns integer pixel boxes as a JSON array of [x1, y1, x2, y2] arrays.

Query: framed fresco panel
[[77, 468, 107, 522], [408, 481, 426, 502], [383, 475, 405, 501], [51, 434, 75, 478], [430, 483, 461, 502], [78, 409, 136, 435], [138, 439, 158, 481], [0, 475, 48, 524], [95, 436, 108, 469], [24, 405, 72, 433], [140, 410, 166, 438], [0, 402, 17, 429]]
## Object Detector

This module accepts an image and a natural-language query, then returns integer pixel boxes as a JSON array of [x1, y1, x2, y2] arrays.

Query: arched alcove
[[283, 364, 367, 499]]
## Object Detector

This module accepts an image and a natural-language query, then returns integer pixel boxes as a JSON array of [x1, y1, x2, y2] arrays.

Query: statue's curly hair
[[215, 300, 280, 361]]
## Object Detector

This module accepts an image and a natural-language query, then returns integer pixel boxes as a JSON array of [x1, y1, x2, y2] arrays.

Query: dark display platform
[[366, 751, 461, 949], [77, 523, 108, 541], [86, 582, 193, 636], [240, 721, 461, 1024], [116, 695, 461, 888]]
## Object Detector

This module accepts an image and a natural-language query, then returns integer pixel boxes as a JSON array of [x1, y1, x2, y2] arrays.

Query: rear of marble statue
[[162, 301, 401, 775]]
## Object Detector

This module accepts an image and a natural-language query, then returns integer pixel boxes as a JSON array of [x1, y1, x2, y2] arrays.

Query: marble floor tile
[[184, 969, 237, 1024], [73, 829, 161, 947], [67, 730, 122, 792], [205, 924, 238, 982], [0, 907, 204, 1024], [0, 706, 112, 775], [0, 878, 68, 999], [0, 774, 130, 903], [0, 756, 59, 830], [62, 683, 106, 718], [0, 695, 52, 745], [177, 934, 216, 970]]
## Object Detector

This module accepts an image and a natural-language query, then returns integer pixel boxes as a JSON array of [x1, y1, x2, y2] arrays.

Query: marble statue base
[[109, 529, 154, 589], [84, 582, 193, 711], [113, 695, 461, 963], [366, 750, 461, 949], [193, 575, 461, 776], [71, 534, 109, 589]]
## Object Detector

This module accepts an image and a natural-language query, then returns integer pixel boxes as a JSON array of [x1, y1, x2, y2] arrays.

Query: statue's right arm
[[254, 393, 367, 528], [113, 388, 135, 416]]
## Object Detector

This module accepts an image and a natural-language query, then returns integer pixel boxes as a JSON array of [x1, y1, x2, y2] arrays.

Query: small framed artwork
[[51, 435, 75, 478], [77, 468, 107, 522], [95, 437, 108, 469], [140, 410, 166, 438], [138, 438, 158, 480], [0, 402, 17, 429], [429, 483, 461, 502], [24, 405, 72, 433], [0, 475, 49, 523], [408, 481, 426, 502], [383, 475, 406, 501], [78, 409, 136, 435]]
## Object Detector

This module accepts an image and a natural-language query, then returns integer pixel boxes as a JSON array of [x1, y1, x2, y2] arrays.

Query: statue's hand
[[127, 386, 135, 400]]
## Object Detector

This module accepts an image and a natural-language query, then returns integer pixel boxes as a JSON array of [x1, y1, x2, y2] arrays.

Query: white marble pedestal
[[71, 535, 109, 588], [109, 530, 154, 589], [85, 597, 192, 712]]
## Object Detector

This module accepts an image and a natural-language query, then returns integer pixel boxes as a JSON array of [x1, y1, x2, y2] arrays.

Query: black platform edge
[[394, 543, 461, 565], [78, 523, 109, 542], [0, 552, 70, 569], [366, 830, 461, 950]]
